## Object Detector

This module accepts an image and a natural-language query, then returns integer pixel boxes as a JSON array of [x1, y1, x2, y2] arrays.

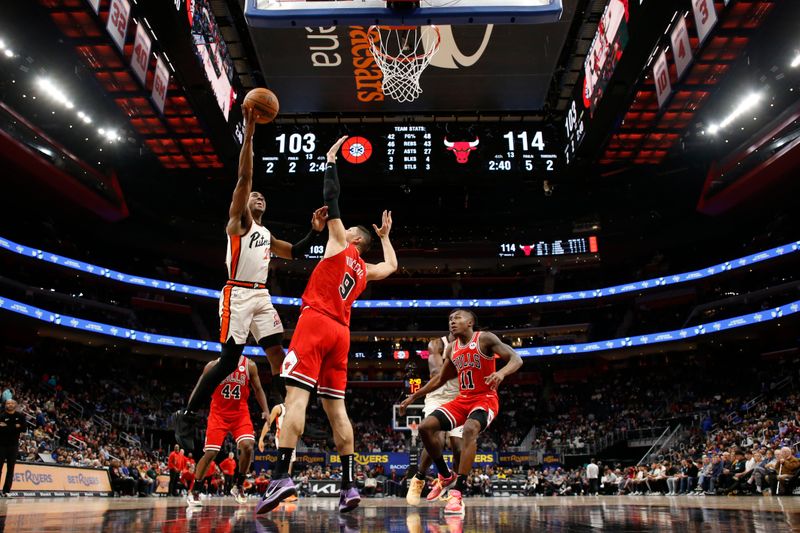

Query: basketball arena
[[1, 0, 800, 531]]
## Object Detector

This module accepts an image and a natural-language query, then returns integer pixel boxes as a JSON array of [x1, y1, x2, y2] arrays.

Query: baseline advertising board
[[255, 451, 497, 473], [0, 463, 112, 496]]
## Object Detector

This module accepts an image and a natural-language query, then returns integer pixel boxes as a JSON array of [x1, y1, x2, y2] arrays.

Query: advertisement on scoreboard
[[257, 123, 563, 178], [249, 23, 572, 113]]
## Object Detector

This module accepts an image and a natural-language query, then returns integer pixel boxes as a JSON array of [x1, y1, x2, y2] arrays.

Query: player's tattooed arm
[[227, 107, 257, 236], [480, 332, 523, 391]]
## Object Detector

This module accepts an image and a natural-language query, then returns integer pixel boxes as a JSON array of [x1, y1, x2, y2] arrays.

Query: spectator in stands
[[254, 469, 269, 495], [179, 463, 195, 496], [386, 468, 406, 497], [601, 467, 619, 495], [168, 444, 182, 497], [677, 458, 698, 494], [586, 459, 599, 495], [771, 446, 800, 495], [220, 452, 237, 494], [0, 399, 26, 497], [109, 459, 136, 496]]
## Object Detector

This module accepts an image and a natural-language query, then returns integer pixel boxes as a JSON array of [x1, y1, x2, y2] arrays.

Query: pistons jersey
[[301, 243, 367, 326], [450, 332, 497, 397], [226, 222, 271, 283], [211, 355, 251, 416]]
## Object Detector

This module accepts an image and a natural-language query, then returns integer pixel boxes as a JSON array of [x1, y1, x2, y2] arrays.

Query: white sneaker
[[231, 486, 247, 505], [187, 493, 203, 507]]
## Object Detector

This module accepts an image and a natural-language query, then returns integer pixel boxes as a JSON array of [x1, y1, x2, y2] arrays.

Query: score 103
[[263, 133, 326, 174], [490, 130, 558, 172]]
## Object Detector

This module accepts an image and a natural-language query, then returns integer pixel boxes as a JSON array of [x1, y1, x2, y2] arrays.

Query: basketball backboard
[[246, 0, 563, 28]]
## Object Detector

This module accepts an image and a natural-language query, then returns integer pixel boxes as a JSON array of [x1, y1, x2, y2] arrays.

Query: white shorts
[[424, 396, 464, 439], [219, 286, 284, 345]]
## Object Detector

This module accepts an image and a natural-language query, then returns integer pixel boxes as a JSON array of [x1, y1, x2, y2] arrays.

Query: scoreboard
[[498, 236, 599, 258], [258, 123, 563, 178]]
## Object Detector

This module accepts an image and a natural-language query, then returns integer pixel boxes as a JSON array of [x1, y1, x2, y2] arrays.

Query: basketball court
[[2, 496, 800, 532]]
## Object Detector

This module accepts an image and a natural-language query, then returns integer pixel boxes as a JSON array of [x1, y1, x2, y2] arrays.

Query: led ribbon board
[[0, 236, 797, 309], [1, 295, 796, 358]]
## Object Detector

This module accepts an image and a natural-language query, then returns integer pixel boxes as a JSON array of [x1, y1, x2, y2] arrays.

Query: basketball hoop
[[368, 25, 441, 103]]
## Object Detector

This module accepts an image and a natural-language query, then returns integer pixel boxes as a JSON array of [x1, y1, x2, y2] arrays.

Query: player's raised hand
[[372, 210, 392, 239], [243, 107, 256, 140], [484, 371, 504, 391], [258, 437, 266, 452], [326, 135, 348, 163], [311, 206, 329, 232]]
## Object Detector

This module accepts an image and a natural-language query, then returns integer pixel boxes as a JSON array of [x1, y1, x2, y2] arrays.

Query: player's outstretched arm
[[480, 332, 523, 391], [323, 136, 349, 259], [227, 108, 257, 236], [366, 210, 398, 281], [248, 359, 269, 421], [400, 344, 457, 414], [270, 207, 328, 260]]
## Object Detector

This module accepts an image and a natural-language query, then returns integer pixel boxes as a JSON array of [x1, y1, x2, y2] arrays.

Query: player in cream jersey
[[174, 106, 327, 450], [406, 333, 464, 506]]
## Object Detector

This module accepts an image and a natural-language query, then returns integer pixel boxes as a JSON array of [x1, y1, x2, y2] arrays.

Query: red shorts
[[281, 307, 349, 400], [435, 393, 499, 433], [203, 409, 255, 453]]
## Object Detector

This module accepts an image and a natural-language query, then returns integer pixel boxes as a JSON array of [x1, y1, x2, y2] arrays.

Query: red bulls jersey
[[301, 244, 367, 326], [210, 355, 250, 416], [449, 332, 497, 397]]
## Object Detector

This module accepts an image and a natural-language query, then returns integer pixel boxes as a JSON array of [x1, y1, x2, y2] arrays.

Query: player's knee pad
[[429, 410, 453, 432], [467, 410, 489, 432], [258, 333, 284, 351]]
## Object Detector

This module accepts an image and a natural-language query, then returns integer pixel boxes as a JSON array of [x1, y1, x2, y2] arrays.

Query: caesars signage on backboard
[[250, 21, 571, 112], [0, 463, 112, 494]]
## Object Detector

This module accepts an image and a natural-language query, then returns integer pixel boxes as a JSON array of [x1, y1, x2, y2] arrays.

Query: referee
[[0, 399, 26, 497]]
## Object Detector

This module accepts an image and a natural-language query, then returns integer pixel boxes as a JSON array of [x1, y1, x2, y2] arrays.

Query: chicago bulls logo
[[444, 137, 479, 164]]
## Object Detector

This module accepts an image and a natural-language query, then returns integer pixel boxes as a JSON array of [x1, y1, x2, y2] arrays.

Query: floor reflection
[[0, 496, 799, 532]]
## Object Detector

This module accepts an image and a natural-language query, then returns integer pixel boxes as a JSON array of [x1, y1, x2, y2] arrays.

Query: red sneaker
[[426, 473, 457, 502]]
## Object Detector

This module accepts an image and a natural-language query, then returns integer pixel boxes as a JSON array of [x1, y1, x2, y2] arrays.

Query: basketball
[[243, 88, 279, 124]]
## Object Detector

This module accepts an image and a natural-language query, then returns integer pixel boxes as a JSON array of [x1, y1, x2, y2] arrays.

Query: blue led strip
[[0, 236, 798, 309], [1, 295, 797, 358]]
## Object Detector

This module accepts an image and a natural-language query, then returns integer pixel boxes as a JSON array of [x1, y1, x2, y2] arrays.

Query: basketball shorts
[[281, 307, 349, 400], [424, 394, 464, 439], [435, 393, 499, 434], [204, 409, 255, 453], [219, 286, 284, 345]]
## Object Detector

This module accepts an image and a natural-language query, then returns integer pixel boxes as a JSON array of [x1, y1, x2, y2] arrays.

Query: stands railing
[[66, 398, 84, 418], [92, 414, 112, 430], [518, 425, 538, 450], [558, 428, 628, 456], [636, 427, 671, 466]]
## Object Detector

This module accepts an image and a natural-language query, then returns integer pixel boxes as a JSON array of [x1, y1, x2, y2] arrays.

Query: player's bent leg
[[408, 431, 445, 506], [320, 398, 361, 513], [231, 439, 254, 504], [258, 334, 286, 404], [421, 413, 457, 502], [189, 450, 218, 507], [446, 418, 480, 516], [256, 386, 309, 515], [176, 339, 245, 449]]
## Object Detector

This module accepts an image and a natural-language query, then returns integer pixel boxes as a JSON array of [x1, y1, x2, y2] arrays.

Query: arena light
[[0, 38, 13, 58], [792, 52, 800, 68], [706, 92, 763, 135], [98, 127, 121, 142]]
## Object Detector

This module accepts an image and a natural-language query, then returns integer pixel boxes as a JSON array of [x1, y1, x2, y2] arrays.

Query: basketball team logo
[[238, 365, 246, 372], [341, 136, 373, 164]]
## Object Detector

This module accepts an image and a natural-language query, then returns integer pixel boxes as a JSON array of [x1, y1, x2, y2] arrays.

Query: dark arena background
[[1, 0, 800, 531]]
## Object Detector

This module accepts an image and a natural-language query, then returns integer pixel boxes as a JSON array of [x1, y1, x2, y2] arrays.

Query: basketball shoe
[[426, 473, 457, 502], [444, 489, 464, 515], [406, 476, 425, 505]]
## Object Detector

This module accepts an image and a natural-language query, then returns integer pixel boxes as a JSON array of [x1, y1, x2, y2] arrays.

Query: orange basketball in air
[[243, 88, 279, 124]]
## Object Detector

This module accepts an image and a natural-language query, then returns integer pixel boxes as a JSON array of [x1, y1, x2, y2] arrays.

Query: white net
[[368, 25, 441, 103]]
